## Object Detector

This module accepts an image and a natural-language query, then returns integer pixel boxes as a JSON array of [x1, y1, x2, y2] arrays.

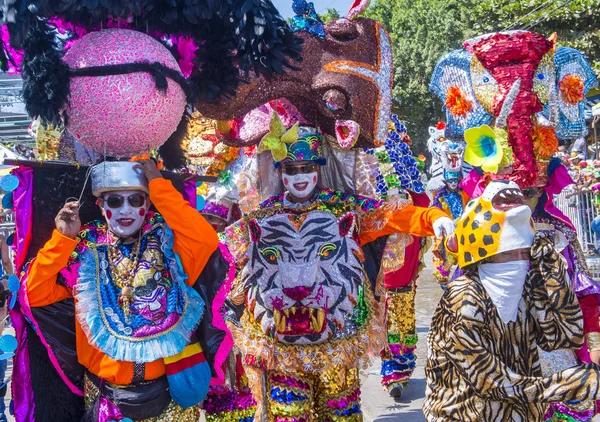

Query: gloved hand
[[433, 216, 455, 238]]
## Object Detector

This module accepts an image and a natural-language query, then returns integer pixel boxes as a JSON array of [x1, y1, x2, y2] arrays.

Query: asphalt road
[[361, 251, 442, 422]]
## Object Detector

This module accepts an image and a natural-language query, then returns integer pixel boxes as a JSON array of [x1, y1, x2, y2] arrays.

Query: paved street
[[361, 251, 442, 422]]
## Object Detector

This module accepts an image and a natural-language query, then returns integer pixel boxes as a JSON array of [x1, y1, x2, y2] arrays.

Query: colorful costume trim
[[73, 219, 204, 363], [210, 241, 237, 385], [380, 287, 417, 390]]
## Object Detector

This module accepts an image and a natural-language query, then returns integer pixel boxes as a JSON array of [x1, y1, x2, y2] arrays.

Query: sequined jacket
[[423, 237, 600, 421]]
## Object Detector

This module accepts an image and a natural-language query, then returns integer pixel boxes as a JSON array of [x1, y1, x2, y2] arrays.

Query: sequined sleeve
[[225, 218, 250, 269]]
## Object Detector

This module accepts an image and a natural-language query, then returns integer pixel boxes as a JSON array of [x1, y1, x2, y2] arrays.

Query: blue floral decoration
[[365, 115, 425, 197]]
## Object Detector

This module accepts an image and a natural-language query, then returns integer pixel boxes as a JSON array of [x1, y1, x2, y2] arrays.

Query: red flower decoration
[[436, 121, 446, 130], [445, 86, 473, 117], [559, 74, 584, 105]]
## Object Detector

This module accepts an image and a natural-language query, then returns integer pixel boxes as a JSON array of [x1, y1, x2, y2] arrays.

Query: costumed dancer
[[362, 116, 431, 398], [424, 179, 600, 421], [199, 188, 258, 422], [429, 29, 599, 421], [225, 114, 454, 421], [430, 170, 470, 287], [426, 123, 470, 287], [22, 160, 218, 421]]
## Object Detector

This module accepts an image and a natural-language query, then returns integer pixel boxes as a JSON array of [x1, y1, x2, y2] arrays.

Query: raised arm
[[138, 160, 219, 284], [26, 201, 81, 307]]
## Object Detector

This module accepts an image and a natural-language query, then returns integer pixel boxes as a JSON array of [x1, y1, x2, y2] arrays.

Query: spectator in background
[[571, 137, 587, 159]]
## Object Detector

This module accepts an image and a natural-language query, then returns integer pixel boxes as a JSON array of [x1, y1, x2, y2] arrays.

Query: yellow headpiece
[[452, 180, 535, 268]]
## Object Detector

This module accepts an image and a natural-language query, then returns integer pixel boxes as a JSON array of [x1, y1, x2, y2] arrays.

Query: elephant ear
[[430, 50, 492, 140], [547, 46, 598, 140]]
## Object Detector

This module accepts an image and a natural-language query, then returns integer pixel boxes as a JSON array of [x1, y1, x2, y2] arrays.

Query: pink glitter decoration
[[63, 29, 187, 157]]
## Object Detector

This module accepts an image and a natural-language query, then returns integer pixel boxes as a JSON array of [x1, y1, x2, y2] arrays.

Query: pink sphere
[[63, 29, 187, 157]]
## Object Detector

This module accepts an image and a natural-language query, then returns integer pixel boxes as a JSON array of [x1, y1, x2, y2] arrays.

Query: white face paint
[[101, 190, 150, 238], [282, 172, 319, 201]]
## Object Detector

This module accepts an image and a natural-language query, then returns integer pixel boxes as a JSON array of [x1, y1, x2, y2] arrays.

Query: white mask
[[282, 172, 318, 200], [102, 190, 150, 238]]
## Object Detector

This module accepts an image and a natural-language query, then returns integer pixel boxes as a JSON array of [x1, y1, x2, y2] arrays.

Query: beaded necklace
[[107, 230, 143, 319]]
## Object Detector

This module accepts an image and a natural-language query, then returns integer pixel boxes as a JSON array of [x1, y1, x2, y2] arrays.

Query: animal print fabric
[[423, 235, 600, 421]]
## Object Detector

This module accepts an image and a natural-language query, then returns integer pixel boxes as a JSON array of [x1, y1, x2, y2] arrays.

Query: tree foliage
[[365, 0, 477, 153], [365, 0, 600, 154], [319, 7, 341, 23]]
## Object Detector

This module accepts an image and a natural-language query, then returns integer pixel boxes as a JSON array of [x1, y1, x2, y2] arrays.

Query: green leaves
[[363, 0, 599, 155]]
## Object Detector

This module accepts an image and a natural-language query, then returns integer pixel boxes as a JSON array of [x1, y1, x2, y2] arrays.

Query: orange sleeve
[[149, 178, 219, 285], [360, 205, 449, 245], [26, 230, 76, 307]]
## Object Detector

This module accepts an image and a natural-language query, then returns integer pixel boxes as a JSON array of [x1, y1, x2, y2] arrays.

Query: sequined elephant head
[[241, 211, 365, 345], [430, 31, 596, 186], [195, 18, 393, 149]]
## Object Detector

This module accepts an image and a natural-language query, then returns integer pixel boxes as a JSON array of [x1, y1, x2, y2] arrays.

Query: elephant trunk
[[505, 94, 539, 186]]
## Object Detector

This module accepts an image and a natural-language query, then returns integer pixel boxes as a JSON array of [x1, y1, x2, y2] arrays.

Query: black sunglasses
[[283, 164, 318, 176], [104, 194, 147, 209]]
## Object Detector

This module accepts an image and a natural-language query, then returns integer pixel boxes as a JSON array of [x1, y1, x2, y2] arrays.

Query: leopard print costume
[[424, 235, 600, 421]]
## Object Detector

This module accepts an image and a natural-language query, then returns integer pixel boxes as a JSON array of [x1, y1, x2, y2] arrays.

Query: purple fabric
[[183, 178, 196, 208], [12, 166, 34, 273], [9, 306, 34, 422], [543, 164, 576, 231], [9, 166, 36, 421], [98, 396, 124, 422], [545, 401, 594, 421], [459, 169, 486, 199]]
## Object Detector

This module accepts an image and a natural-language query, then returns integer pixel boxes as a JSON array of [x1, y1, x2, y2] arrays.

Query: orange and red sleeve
[[148, 178, 219, 285], [360, 205, 448, 245], [25, 230, 76, 307]]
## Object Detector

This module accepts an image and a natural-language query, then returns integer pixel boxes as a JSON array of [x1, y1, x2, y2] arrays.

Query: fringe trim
[[73, 226, 204, 363]]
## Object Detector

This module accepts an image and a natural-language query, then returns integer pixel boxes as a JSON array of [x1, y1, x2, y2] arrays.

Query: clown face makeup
[[101, 190, 150, 238], [282, 163, 319, 202]]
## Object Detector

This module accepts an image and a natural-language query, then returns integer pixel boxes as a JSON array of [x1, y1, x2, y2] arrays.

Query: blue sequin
[[270, 387, 308, 404], [290, 0, 325, 39]]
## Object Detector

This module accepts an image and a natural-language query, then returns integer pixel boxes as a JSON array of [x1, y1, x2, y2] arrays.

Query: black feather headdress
[[1, 0, 302, 104]]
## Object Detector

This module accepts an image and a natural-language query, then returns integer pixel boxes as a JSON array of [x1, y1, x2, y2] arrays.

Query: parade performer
[[361, 116, 431, 399], [431, 171, 469, 220], [226, 115, 454, 421], [424, 179, 600, 422], [22, 159, 218, 421], [430, 170, 470, 287], [426, 122, 470, 194], [430, 30, 598, 420], [198, 188, 258, 422], [378, 194, 430, 399]]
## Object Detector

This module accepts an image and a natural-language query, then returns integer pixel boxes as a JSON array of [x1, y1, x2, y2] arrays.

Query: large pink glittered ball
[[62, 29, 186, 157]]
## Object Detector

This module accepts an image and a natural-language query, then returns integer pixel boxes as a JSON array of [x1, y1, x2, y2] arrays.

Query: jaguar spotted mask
[[241, 210, 364, 345], [451, 180, 535, 268]]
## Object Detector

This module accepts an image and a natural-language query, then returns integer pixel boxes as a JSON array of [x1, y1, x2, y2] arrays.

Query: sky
[[272, 0, 353, 18]]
